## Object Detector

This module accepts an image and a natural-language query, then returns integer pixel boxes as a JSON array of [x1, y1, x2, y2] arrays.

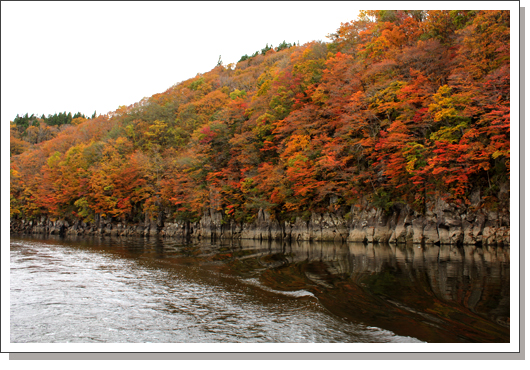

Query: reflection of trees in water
[[230, 242, 509, 298], [213, 239, 510, 341]]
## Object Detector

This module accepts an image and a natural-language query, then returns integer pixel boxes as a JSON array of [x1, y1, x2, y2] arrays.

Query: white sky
[[1, 0, 524, 358], [1, 1, 368, 124], [1, 1, 520, 126]]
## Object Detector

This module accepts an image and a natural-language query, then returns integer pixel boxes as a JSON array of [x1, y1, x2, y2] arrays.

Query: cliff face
[[10, 196, 509, 246]]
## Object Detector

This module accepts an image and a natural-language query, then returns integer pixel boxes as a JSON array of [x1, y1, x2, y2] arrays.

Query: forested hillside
[[10, 10, 510, 230]]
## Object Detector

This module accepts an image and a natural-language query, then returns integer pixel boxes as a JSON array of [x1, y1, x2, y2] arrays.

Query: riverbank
[[10, 197, 509, 246]]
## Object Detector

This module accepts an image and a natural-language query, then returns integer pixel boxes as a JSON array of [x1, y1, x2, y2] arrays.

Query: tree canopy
[[10, 10, 510, 224]]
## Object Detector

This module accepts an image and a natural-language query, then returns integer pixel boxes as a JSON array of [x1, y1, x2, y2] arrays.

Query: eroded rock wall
[[10, 198, 510, 246]]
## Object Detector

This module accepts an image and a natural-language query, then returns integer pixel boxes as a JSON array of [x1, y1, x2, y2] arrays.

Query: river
[[10, 235, 510, 343]]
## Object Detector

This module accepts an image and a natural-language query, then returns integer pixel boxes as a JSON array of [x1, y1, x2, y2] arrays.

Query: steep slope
[[10, 10, 510, 245]]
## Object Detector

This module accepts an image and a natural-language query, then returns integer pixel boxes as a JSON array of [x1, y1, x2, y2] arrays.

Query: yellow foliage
[[71, 117, 87, 126]]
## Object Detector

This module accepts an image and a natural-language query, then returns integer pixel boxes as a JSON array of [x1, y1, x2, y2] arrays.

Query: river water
[[10, 235, 510, 343]]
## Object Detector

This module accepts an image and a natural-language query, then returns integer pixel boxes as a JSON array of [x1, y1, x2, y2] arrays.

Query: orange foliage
[[10, 10, 510, 222]]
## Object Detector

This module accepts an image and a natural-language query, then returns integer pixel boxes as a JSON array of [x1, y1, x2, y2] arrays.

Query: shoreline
[[10, 198, 510, 247]]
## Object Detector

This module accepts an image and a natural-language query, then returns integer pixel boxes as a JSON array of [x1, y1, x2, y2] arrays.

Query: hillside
[[10, 10, 510, 244]]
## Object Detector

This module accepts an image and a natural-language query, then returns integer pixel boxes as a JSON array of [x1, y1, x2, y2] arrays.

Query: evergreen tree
[[261, 43, 272, 55]]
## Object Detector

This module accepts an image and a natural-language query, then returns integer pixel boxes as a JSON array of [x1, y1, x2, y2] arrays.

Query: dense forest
[[11, 111, 95, 146], [10, 10, 510, 230]]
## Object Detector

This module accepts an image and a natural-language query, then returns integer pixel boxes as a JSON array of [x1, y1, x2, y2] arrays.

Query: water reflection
[[196, 239, 509, 342], [10, 235, 509, 343]]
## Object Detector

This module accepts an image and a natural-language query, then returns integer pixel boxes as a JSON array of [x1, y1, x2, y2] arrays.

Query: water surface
[[10, 235, 509, 343]]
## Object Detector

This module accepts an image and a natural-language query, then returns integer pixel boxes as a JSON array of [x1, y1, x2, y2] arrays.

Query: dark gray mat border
[[5, 4, 525, 362], [7, 352, 525, 360]]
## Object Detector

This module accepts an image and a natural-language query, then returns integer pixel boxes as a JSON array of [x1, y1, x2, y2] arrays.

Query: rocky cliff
[[10, 196, 509, 246]]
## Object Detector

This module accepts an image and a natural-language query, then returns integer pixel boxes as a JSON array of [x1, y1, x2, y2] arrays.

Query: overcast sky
[[2, 1, 368, 125], [1, 1, 519, 128]]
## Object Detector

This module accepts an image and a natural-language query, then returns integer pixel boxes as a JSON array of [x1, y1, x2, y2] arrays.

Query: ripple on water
[[10, 238, 424, 343]]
